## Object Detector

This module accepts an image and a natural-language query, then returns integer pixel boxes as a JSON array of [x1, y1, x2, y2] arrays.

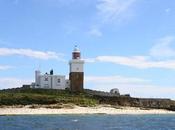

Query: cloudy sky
[[0, 0, 175, 99]]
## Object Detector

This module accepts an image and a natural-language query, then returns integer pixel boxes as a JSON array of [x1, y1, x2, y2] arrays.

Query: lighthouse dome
[[73, 45, 80, 53]]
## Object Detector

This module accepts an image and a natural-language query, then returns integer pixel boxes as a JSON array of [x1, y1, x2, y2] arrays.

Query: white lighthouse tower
[[69, 46, 84, 92]]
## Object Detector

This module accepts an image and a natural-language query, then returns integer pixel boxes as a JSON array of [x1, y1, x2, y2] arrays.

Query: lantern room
[[72, 45, 81, 59]]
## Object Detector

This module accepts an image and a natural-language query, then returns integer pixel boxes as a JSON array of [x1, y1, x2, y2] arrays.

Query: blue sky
[[0, 0, 175, 99]]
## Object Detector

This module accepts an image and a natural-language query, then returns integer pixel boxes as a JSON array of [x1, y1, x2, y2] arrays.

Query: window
[[44, 77, 48, 81], [57, 78, 60, 83]]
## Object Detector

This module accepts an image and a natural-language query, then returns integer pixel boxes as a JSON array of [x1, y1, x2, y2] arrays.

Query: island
[[1, 46, 175, 115], [0, 87, 175, 115]]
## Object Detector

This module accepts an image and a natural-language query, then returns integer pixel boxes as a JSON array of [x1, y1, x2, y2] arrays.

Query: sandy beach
[[0, 105, 175, 115]]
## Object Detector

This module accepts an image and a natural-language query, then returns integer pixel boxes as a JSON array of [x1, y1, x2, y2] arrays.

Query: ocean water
[[0, 114, 175, 130]]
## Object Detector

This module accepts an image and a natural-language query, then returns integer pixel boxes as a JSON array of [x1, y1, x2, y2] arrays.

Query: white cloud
[[85, 75, 148, 94], [86, 55, 175, 69], [95, 56, 175, 69], [84, 36, 175, 70], [90, 0, 138, 37], [88, 28, 102, 37], [0, 78, 32, 89], [83, 36, 175, 99], [0, 48, 64, 60], [0, 65, 14, 70], [126, 85, 175, 99], [85, 75, 149, 84], [83, 58, 96, 63], [150, 36, 175, 58], [96, 0, 137, 23], [85, 75, 175, 99]]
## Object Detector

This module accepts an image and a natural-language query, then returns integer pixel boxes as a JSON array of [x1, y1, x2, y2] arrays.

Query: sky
[[0, 0, 175, 99]]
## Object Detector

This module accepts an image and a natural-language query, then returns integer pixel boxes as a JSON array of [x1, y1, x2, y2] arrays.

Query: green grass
[[0, 88, 98, 107]]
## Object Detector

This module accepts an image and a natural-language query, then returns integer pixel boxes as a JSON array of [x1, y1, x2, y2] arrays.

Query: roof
[[73, 45, 80, 52]]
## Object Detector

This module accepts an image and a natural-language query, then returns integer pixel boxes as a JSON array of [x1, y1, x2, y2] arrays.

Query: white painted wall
[[36, 74, 69, 89], [40, 75, 52, 89], [35, 70, 40, 86], [52, 75, 66, 89], [69, 59, 84, 72], [65, 79, 70, 88]]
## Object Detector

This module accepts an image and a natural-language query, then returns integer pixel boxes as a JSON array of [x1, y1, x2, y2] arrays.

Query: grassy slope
[[0, 88, 98, 107]]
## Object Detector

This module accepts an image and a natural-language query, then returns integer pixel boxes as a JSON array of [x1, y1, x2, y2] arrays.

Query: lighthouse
[[69, 46, 84, 92]]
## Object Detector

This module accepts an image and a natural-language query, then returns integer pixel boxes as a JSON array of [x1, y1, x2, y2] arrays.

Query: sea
[[0, 114, 175, 130]]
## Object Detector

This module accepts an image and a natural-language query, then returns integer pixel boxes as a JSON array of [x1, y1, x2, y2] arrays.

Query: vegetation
[[1, 87, 175, 111], [0, 87, 98, 107]]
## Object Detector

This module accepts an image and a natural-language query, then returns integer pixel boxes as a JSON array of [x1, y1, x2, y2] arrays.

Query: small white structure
[[32, 70, 70, 89], [110, 88, 120, 96]]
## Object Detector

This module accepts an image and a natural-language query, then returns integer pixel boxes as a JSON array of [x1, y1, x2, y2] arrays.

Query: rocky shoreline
[[85, 89, 175, 111]]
